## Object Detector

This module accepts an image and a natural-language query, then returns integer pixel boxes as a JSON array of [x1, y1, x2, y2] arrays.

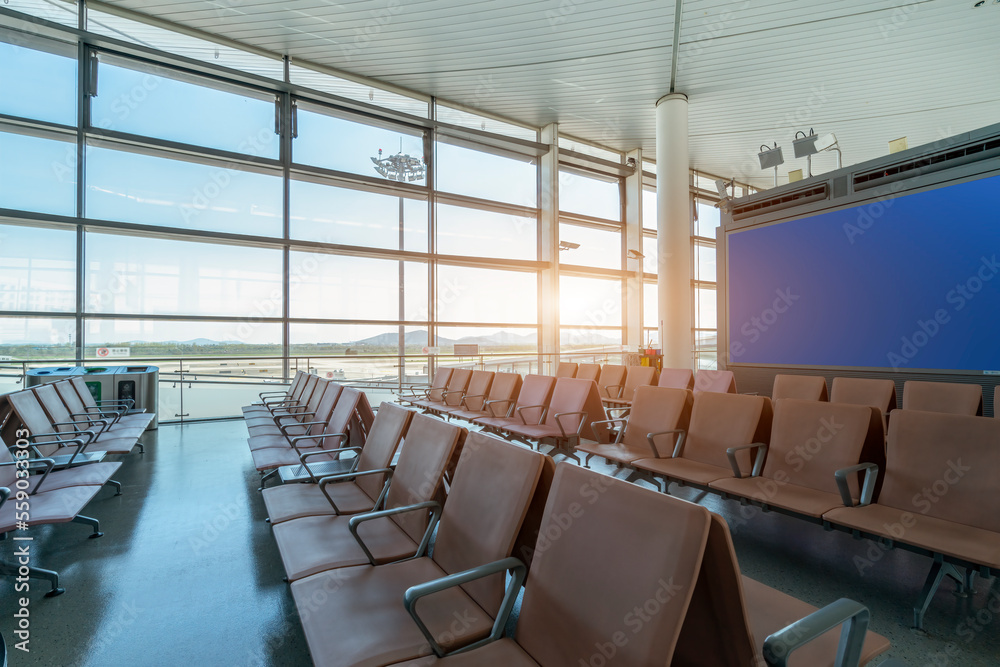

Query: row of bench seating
[[0, 376, 151, 595], [242, 373, 375, 489], [577, 386, 1000, 632], [244, 397, 891, 666]]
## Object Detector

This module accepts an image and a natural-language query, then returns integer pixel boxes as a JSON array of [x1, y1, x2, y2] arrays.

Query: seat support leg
[[106, 478, 123, 495], [0, 560, 66, 597], [72, 514, 104, 538], [258, 468, 279, 491], [913, 560, 961, 632]]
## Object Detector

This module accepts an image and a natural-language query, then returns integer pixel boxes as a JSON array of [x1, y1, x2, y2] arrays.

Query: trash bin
[[25, 365, 159, 430], [114, 366, 159, 430]]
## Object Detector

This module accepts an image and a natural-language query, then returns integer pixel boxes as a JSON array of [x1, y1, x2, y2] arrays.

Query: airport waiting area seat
[[709, 399, 884, 520], [447, 372, 521, 424], [411, 369, 472, 416], [261, 403, 413, 525], [397, 369, 453, 408], [288, 431, 545, 666], [574, 363, 600, 381], [577, 385, 693, 472], [436, 370, 493, 420], [822, 409, 1000, 631], [502, 378, 609, 463], [474, 375, 555, 435], [901, 380, 983, 415], [594, 364, 626, 400], [772, 374, 829, 401], [657, 367, 695, 390], [601, 365, 657, 411], [631, 391, 773, 491], [694, 368, 738, 394], [553, 362, 577, 378]]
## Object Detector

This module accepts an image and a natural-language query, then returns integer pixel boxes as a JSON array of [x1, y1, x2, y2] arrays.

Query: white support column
[[539, 123, 560, 373], [624, 148, 643, 351], [655, 93, 692, 369]]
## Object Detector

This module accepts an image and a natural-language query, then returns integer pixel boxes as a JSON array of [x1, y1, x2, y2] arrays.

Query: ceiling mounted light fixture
[[558, 241, 580, 251], [793, 129, 842, 177]]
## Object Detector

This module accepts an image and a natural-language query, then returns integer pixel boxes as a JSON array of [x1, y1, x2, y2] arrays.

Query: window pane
[[84, 319, 282, 357], [695, 199, 721, 238], [437, 204, 536, 261], [0, 223, 76, 312], [436, 142, 537, 208], [435, 105, 537, 142], [290, 252, 401, 321], [436, 326, 537, 355], [558, 138, 621, 163], [86, 234, 283, 317], [295, 105, 426, 185], [290, 179, 426, 250], [561, 328, 622, 349], [696, 286, 717, 330], [559, 223, 620, 270], [559, 169, 620, 220], [93, 57, 279, 159], [0, 36, 77, 125], [0, 316, 75, 359], [643, 282, 658, 329], [404, 262, 428, 322], [0, 130, 76, 216], [560, 275, 621, 327], [4, 0, 78, 28], [695, 243, 717, 282], [436, 265, 536, 324], [642, 187, 656, 230], [290, 65, 428, 117], [87, 10, 283, 80], [291, 323, 400, 354], [642, 235, 658, 274], [85, 145, 282, 236]]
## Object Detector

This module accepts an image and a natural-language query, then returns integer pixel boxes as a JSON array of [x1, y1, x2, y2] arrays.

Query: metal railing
[[0, 348, 627, 424]]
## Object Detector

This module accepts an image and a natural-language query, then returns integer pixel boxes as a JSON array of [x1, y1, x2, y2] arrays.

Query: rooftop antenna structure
[[371, 137, 426, 182]]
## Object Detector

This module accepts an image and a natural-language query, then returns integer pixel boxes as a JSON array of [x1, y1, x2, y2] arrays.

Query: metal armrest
[[404, 556, 527, 658], [646, 429, 686, 458], [763, 598, 871, 667], [483, 398, 514, 418], [287, 431, 347, 452], [460, 393, 487, 409], [516, 404, 546, 425], [348, 500, 442, 565], [278, 419, 325, 435], [603, 383, 625, 399], [30, 429, 95, 446], [553, 411, 587, 439], [833, 463, 879, 508], [276, 410, 315, 423], [26, 458, 56, 494], [592, 417, 628, 444], [318, 467, 394, 513], [725, 442, 768, 479]]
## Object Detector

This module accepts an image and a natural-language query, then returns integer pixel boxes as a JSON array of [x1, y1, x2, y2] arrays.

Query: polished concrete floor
[[2, 419, 999, 666]]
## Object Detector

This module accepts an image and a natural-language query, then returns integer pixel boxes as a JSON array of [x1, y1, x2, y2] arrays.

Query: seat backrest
[[354, 403, 414, 502], [902, 380, 982, 416], [576, 363, 600, 381], [325, 387, 362, 438], [694, 369, 737, 394], [830, 377, 897, 413], [763, 399, 883, 498], [7, 389, 56, 435], [658, 368, 695, 390], [554, 362, 578, 378], [301, 377, 329, 417], [442, 368, 472, 406], [293, 374, 321, 412], [881, 410, 1000, 532], [625, 387, 694, 454], [0, 436, 17, 488], [673, 513, 757, 666], [484, 372, 523, 417], [514, 375, 556, 423], [426, 368, 453, 402], [304, 383, 343, 436], [682, 393, 772, 474], [54, 380, 89, 417], [542, 378, 608, 441], [69, 376, 100, 410], [33, 383, 75, 431], [459, 371, 494, 412], [772, 374, 829, 402], [621, 365, 657, 401], [382, 414, 464, 543], [596, 364, 626, 398], [514, 463, 712, 666], [432, 432, 545, 613], [287, 371, 307, 399]]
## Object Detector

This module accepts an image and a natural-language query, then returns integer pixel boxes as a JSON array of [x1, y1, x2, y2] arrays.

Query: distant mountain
[[453, 331, 536, 346], [351, 330, 451, 347]]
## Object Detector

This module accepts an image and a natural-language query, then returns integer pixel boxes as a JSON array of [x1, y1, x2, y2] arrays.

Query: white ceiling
[[96, 0, 1000, 188]]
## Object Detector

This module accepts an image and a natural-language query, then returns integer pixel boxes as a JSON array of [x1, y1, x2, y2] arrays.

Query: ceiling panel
[[76, 0, 1000, 188]]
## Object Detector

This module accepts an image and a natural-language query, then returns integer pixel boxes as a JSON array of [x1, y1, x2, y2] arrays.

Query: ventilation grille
[[731, 184, 828, 221], [853, 138, 1000, 191]]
